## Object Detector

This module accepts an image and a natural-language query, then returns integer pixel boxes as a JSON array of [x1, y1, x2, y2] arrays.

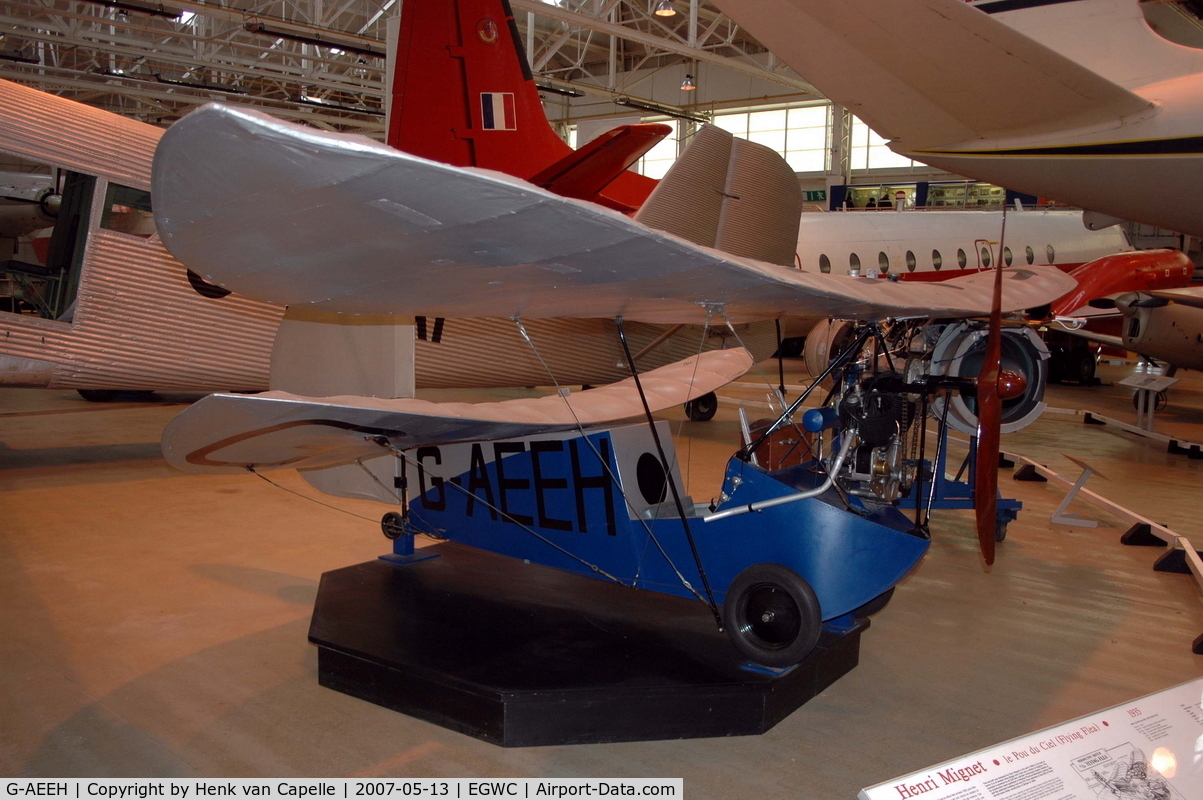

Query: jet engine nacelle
[[0, 185, 59, 238], [1114, 292, 1203, 372], [929, 321, 1049, 436]]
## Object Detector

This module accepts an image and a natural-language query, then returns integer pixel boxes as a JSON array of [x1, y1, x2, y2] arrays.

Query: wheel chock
[[1121, 523, 1166, 547], [1013, 464, 1047, 482], [1153, 548, 1203, 575]]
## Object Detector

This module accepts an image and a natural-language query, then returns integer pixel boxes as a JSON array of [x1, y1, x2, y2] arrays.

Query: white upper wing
[[152, 104, 1076, 324]]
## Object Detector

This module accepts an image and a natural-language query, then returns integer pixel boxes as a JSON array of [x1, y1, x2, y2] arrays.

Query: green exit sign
[[805, 190, 827, 201]]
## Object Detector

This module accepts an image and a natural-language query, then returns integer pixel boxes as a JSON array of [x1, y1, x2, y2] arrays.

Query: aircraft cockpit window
[[1045, 244, 1055, 264], [906, 250, 916, 272], [849, 253, 861, 271], [819, 254, 831, 274], [980, 247, 992, 268], [1003, 246, 1013, 266], [878, 251, 889, 273], [101, 183, 155, 237], [1, 157, 96, 321], [956, 248, 967, 269], [1025, 246, 1034, 265], [932, 250, 942, 271]]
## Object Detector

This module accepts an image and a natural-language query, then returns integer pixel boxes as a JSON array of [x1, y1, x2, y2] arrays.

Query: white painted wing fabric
[[152, 104, 1077, 324], [162, 348, 752, 474]]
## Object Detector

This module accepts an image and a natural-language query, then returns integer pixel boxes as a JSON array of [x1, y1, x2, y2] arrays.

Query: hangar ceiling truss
[[0, 0, 812, 137]]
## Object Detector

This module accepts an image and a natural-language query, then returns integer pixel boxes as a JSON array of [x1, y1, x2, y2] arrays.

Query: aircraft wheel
[[77, 389, 120, 402], [684, 391, 718, 422], [1131, 391, 1168, 412], [722, 563, 821, 668], [852, 586, 895, 619], [995, 520, 1008, 543], [381, 512, 405, 540], [1069, 351, 1096, 384]]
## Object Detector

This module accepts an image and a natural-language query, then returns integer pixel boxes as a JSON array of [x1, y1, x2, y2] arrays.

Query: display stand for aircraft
[[897, 426, 1021, 542], [309, 537, 868, 747]]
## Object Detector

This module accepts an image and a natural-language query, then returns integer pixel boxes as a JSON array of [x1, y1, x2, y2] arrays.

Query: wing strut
[[615, 315, 723, 630]]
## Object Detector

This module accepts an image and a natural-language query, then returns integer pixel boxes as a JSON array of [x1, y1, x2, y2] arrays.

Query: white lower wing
[[152, 105, 1076, 324], [162, 348, 751, 474]]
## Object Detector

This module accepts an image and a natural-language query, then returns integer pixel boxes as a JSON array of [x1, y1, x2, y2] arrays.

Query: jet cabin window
[[906, 250, 916, 272], [1, 157, 96, 321], [1046, 245, 1056, 265], [956, 248, 967, 269], [878, 251, 890, 273], [980, 247, 992, 268], [849, 253, 861, 272], [1025, 246, 1034, 265], [1003, 247, 1013, 266], [819, 254, 831, 274], [932, 250, 942, 271]]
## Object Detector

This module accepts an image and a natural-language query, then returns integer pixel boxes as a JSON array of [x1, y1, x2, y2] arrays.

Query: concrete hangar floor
[[1, 358, 1201, 795]]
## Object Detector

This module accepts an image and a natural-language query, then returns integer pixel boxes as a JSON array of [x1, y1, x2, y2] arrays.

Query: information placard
[[1118, 374, 1179, 393], [860, 678, 1203, 799]]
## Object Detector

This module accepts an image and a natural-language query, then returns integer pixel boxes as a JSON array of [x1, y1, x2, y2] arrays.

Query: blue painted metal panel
[[408, 426, 929, 623]]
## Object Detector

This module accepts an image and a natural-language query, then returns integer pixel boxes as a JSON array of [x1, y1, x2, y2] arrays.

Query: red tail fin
[[388, 0, 657, 210]]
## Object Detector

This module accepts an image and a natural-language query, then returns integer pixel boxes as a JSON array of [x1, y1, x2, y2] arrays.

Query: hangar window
[[906, 250, 916, 272], [1046, 244, 1055, 264], [1003, 247, 1013, 266], [980, 247, 992, 268], [932, 250, 942, 271], [1025, 246, 1034, 265], [714, 104, 830, 172], [635, 119, 680, 179], [849, 252, 861, 271], [0, 155, 97, 322], [878, 251, 889, 273], [100, 183, 155, 236], [819, 253, 831, 274], [850, 116, 915, 170], [956, 248, 967, 269]]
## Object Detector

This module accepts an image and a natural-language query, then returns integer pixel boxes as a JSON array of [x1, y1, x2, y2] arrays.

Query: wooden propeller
[[974, 247, 1005, 566]]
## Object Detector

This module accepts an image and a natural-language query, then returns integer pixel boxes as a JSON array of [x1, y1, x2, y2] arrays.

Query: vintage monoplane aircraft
[[153, 100, 1076, 667]]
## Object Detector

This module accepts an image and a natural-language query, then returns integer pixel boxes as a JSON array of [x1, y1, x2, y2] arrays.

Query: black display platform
[[309, 543, 867, 746]]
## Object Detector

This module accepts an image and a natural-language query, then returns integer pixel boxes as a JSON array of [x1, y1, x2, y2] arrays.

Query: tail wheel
[[684, 391, 718, 422], [722, 563, 821, 667], [381, 512, 405, 540]]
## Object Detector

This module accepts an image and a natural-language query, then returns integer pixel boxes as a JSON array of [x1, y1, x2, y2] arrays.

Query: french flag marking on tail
[[480, 92, 517, 131]]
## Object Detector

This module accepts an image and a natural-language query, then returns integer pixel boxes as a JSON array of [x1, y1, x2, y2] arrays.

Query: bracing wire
[[616, 315, 723, 627], [248, 467, 379, 523], [510, 316, 709, 603]]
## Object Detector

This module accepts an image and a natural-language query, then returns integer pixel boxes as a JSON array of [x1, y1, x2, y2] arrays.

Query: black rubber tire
[[852, 586, 895, 619], [722, 563, 822, 668], [1070, 351, 1096, 384], [684, 391, 718, 422], [1131, 390, 1168, 412], [995, 520, 1008, 543], [77, 389, 120, 402], [381, 512, 405, 540]]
